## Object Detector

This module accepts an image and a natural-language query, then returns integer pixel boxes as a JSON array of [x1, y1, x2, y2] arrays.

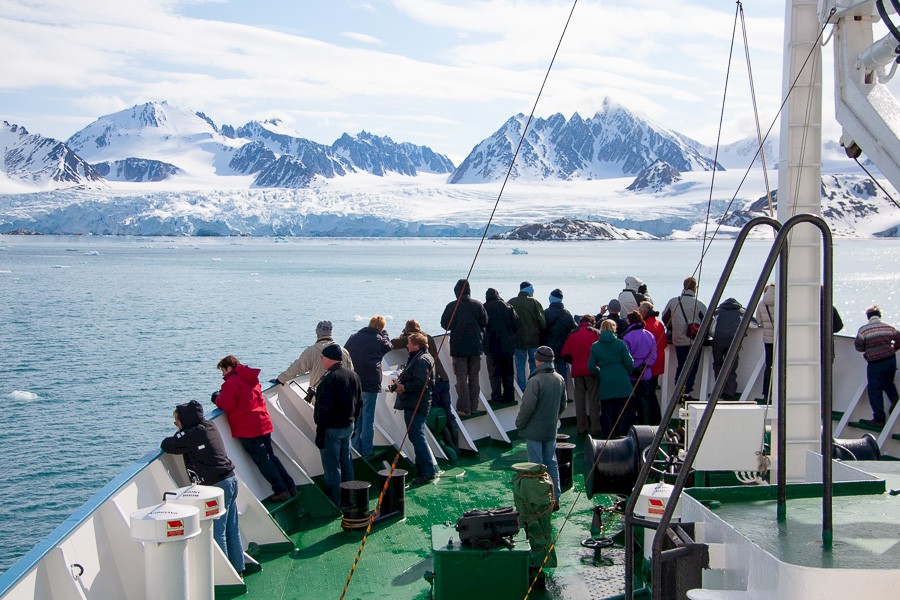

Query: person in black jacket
[[161, 400, 244, 573], [345, 315, 392, 457], [440, 279, 488, 416], [314, 343, 362, 504], [484, 288, 519, 404], [544, 288, 577, 398], [394, 332, 438, 484], [711, 298, 746, 400]]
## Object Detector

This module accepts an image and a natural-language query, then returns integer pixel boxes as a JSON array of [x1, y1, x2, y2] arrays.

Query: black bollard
[[555, 442, 576, 491], [376, 468, 408, 520], [339, 480, 372, 531]]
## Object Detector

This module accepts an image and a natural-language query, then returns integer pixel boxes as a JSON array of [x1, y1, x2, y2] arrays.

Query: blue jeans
[[352, 391, 378, 456], [239, 433, 295, 495], [213, 475, 244, 572], [320, 425, 354, 505], [525, 438, 560, 500], [404, 409, 436, 479], [515, 347, 537, 390], [867, 355, 898, 422]]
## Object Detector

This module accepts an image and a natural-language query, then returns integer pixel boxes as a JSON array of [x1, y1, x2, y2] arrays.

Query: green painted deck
[[695, 461, 900, 570], [235, 428, 633, 600]]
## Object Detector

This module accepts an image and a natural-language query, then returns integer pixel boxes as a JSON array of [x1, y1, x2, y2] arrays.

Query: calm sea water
[[1, 235, 898, 574]]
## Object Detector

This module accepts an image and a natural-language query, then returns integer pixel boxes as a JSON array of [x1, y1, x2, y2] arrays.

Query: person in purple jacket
[[622, 311, 658, 425]]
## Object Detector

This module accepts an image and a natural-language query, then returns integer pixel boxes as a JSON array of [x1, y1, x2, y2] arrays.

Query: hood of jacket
[[227, 364, 261, 387], [176, 399, 205, 429], [454, 278, 471, 299], [625, 276, 643, 291], [485, 287, 501, 302], [720, 297, 743, 311], [599, 330, 618, 343]]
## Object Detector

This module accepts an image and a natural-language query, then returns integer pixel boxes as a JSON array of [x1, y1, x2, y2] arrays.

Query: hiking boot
[[412, 474, 435, 485], [270, 491, 291, 502], [552, 500, 561, 512], [860, 418, 885, 428]]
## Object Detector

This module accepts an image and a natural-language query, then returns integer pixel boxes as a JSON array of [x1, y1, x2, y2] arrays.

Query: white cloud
[[341, 31, 385, 45]]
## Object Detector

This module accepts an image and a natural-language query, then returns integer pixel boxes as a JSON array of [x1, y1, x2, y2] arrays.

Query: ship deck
[[233, 426, 635, 600], [693, 460, 900, 571]]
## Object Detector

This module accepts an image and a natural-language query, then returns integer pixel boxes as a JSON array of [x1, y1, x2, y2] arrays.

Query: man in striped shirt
[[854, 305, 900, 427]]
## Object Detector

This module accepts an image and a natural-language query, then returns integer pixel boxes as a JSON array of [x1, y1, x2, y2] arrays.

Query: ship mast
[[776, 0, 824, 482]]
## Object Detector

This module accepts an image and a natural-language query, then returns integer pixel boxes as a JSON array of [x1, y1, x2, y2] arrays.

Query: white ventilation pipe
[[166, 485, 226, 600], [130, 501, 201, 599]]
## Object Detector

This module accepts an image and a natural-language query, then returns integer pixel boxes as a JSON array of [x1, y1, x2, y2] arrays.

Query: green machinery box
[[431, 524, 531, 600]]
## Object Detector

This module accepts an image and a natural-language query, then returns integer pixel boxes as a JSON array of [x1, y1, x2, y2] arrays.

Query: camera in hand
[[304, 386, 316, 404], [387, 382, 398, 393]]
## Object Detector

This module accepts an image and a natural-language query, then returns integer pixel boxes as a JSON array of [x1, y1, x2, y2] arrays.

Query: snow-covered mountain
[[450, 98, 721, 184], [490, 218, 654, 240], [58, 104, 456, 189], [719, 174, 898, 237], [626, 160, 682, 192], [1, 121, 103, 190]]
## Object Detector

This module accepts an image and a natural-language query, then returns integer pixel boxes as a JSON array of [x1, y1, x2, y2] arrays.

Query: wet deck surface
[[704, 461, 900, 570], [238, 427, 631, 600]]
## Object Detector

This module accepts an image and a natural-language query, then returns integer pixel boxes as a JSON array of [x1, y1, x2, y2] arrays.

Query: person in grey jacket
[[661, 277, 708, 399], [275, 320, 354, 397], [515, 346, 567, 507]]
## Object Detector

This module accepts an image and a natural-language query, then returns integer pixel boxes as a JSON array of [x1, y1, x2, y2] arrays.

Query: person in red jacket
[[560, 314, 601, 436], [639, 301, 667, 425], [214, 355, 296, 502]]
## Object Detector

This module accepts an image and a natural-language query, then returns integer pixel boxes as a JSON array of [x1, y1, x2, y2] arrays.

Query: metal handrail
[[624, 214, 834, 599]]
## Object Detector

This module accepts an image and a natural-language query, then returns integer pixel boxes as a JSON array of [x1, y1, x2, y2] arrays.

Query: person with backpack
[[661, 277, 708, 400]]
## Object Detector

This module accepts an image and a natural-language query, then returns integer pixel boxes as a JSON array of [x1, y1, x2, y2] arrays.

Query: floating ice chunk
[[50, 265, 69, 269], [8, 390, 39, 401], [211, 257, 222, 261], [361, 278, 373, 283], [84, 251, 100, 256], [0, 270, 11, 274]]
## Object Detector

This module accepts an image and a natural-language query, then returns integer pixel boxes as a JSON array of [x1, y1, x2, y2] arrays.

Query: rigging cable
[[740, 2, 775, 218], [339, 1, 583, 597], [698, 0, 741, 296], [852, 156, 900, 212], [693, 8, 835, 274]]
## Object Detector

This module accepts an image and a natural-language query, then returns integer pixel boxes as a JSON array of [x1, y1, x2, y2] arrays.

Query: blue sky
[[0, 0, 834, 162]]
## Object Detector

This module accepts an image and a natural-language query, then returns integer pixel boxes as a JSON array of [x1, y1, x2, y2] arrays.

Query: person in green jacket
[[508, 281, 547, 391], [515, 346, 567, 507], [588, 320, 635, 438]]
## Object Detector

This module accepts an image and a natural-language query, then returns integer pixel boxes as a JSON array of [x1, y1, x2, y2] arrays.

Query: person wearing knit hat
[[314, 342, 362, 504], [597, 299, 628, 340], [509, 280, 547, 391], [316, 320, 333, 337], [321, 343, 343, 361], [535, 345, 555, 363], [275, 321, 354, 394], [516, 344, 566, 508], [544, 288, 577, 398]]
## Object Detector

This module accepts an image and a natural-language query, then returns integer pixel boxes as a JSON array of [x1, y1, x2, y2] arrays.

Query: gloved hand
[[269, 378, 283, 386], [211, 390, 220, 405], [314, 428, 325, 450]]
